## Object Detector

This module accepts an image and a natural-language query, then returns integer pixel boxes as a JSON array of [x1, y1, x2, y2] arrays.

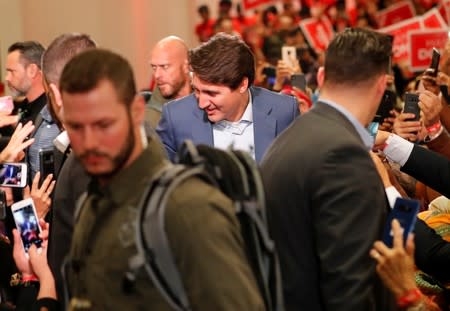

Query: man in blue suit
[[156, 33, 299, 163]]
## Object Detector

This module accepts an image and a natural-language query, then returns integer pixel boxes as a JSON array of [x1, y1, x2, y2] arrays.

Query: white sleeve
[[383, 134, 414, 167], [385, 186, 402, 209]]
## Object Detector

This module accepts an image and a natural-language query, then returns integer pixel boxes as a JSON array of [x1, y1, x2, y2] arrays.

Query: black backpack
[[123, 140, 284, 311]]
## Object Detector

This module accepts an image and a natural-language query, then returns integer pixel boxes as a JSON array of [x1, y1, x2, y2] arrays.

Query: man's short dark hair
[[42, 33, 96, 85], [60, 49, 136, 106], [324, 28, 392, 85], [189, 33, 255, 89], [8, 41, 45, 69]]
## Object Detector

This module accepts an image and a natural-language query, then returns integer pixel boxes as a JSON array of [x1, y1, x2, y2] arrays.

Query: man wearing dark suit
[[156, 33, 299, 163], [261, 28, 396, 311], [380, 130, 450, 282]]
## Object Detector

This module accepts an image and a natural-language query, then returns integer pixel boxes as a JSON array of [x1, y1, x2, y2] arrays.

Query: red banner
[[421, 8, 448, 28], [299, 16, 334, 52], [376, 0, 416, 28], [241, 0, 275, 10], [409, 29, 449, 71], [438, 0, 450, 24], [379, 17, 422, 63]]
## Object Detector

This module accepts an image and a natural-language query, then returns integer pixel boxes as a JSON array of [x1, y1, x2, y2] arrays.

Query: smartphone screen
[[429, 48, 440, 77], [0, 163, 27, 188], [0, 96, 14, 114], [282, 46, 297, 69], [382, 198, 419, 247], [39, 149, 55, 186], [12, 200, 42, 252], [403, 93, 420, 121]]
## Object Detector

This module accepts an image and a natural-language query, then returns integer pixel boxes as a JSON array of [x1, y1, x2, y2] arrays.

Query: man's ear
[[239, 77, 249, 93], [49, 83, 63, 110], [183, 59, 189, 75], [376, 74, 388, 97], [26, 63, 40, 78], [317, 66, 325, 88]]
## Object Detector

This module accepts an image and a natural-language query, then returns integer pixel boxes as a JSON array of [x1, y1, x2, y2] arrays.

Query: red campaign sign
[[379, 17, 422, 63], [299, 16, 334, 52], [409, 29, 449, 71], [421, 8, 448, 28], [376, 0, 416, 28], [241, 0, 275, 10], [437, 0, 450, 24]]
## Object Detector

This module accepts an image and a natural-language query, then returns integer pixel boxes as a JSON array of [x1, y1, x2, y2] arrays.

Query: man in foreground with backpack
[[59, 49, 264, 310]]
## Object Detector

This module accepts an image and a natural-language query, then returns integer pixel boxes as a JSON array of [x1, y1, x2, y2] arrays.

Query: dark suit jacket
[[156, 86, 299, 163], [261, 102, 395, 311], [401, 144, 450, 281]]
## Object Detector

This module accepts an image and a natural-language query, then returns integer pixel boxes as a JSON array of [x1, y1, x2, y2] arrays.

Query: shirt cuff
[[383, 134, 414, 167], [385, 186, 402, 209]]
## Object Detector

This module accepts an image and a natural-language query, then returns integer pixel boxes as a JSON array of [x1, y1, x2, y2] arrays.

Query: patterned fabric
[[27, 105, 60, 182]]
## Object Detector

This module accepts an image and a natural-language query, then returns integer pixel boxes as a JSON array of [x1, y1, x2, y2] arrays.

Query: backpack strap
[[126, 163, 212, 311], [73, 191, 88, 223]]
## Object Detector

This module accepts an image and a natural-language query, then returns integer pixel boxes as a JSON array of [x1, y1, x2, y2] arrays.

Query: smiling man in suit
[[156, 33, 299, 163]]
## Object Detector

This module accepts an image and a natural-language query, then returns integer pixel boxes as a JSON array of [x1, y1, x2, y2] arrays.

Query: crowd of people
[[0, 1, 449, 311]]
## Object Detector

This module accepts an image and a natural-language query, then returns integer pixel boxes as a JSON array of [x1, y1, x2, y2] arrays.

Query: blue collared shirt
[[319, 98, 374, 150], [212, 91, 255, 159]]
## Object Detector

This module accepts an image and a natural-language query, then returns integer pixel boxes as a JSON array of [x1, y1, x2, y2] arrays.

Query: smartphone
[[382, 197, 419, 247], [426, 48, 440, 78], [282, 46, 297, 69], [373, 89, 396, 123], [262, 66, 276, 78], [39, 148, 55, 186], [0, 163, 27, 188], [0, 189, 6, 220], [403, 92, 420, 121], [290, 74, 307, 91], [11, 198, 42, 253], [0, 96, 14, 114]]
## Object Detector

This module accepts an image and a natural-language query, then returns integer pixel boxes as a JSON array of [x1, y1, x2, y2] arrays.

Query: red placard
[[299, 16, 334, 52], [421, 8, 448, 28], [242, 0, 275, 10], [409, 29, 449, 71], [379, 17, 422, 62], [438, 0, 450, 24], [376, 0, 416, 28]]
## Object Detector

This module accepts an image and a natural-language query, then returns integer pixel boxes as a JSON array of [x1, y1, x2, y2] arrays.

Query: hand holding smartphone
[[12, 198, 42, 255], [382, 198, 419, 248]]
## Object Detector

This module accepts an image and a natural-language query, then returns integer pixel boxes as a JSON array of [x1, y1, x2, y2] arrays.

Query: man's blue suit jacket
[[156, 86, 299, 163]]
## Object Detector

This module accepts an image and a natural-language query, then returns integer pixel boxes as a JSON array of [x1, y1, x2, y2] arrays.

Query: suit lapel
[[251, 87, 276, 162], [192, 105, 214, 145]]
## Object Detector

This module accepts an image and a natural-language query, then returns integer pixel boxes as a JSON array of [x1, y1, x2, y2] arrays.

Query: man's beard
[[160, 77, 186, 100], [7, 82, 27, 97], [80, 115, 136, 180]]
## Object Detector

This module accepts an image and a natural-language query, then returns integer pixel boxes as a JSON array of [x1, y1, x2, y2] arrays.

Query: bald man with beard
[[147, 36, 192, 127]]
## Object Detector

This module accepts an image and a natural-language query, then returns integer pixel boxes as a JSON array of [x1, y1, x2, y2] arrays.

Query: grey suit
[[261, 102, 396, 311], [156, 86, 299, 163]]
